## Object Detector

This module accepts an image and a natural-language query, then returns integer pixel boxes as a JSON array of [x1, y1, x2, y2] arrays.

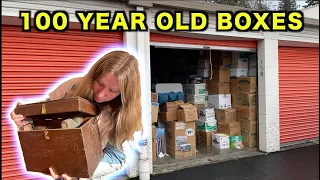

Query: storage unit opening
[[150, 45, 259, 164]]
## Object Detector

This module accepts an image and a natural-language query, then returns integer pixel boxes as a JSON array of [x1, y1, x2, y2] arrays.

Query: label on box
[[186, 128, 195, 136], [176, 122, 186, 130]]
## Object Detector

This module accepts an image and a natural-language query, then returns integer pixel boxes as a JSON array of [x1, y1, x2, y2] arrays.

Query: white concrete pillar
[[123, 5, 152, 178], [257, 32, 280, 153]]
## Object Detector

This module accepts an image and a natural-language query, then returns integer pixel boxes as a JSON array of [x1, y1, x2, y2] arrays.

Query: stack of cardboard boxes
[[230, 52, 249, 78], [184, 83, 208, 108], [196, 107, 217, 146], [157, 97, 198, 159], [248, 53, 257, 77], [236, 77, 257, 148]]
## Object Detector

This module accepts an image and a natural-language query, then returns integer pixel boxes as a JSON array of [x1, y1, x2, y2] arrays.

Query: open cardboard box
[[15, 97, 103, 178]]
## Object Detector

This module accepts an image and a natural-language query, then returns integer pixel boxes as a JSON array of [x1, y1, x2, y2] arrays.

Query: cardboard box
[[208, 94, 231, 109], [151, 92, 158, 103], [177, 104, 198, 122], [215, 108, 237, 123], [207, 81, 230, 95], [197, 69, 209, 78], [183, 83, 206, 95], [230, 68, 248, 77], [198, 58, 210, 69], [194, 104, 206, 110], [236, 105, 256, 121], [229, 135, 243, 149], [210, 69, 230, 83], [231, 58, 248, 69], [231, 93, 237, 108], [237, 77, 256, 93], [218, 121, 241, 136], [152, 125, 157, 161], [198, 107, 215, 121], [151, 102, 159, 123], [212, 133, 230, 149], [186, 94, 206, 104], [211, 51, 232, 69], [159, 100, 184, 112], [248, 54, 257, 67], [242, 132, 257, 148], [166, 121, 197, 159], [248, 67, 256, 77], [230, 78, 238, 94], [156, 128, 166, 157], [240, 119, 257, 133], [237, 92, 256, 106], [197, 130, 216, 146], [196, 119, 217, 132], [159, 111, 177, 122]]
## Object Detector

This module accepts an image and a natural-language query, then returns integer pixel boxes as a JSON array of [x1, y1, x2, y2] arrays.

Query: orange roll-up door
[[2, 25, 123, 180], [279, 46, 319, 144]]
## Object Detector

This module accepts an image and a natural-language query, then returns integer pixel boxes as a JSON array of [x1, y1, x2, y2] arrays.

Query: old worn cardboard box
[[230, 78, 238, 94], [242, 132, 257, 148], [151, 102, 159, 123], [15, 97, 101, 178], [194, 103, 206, 110], [183, 83, 206, 95], [196, 119, 217, 132], [237, 77, 256, 93], [240, 119, 257, 133], [158, 111, 178, 122], [177, 104, 198, 122], [159, 100, 184, 112], [151, 92, 158, 103], [236, 105, 256, 121], [166, 121, 196, 159], [215, 108, 237, 123], [197, 130, 216, 146], [218, 121, 241, 136], [198, 107, 215, 121], [211, 51, 232, 69], [152, 125, 157, 161], [237, 92, 256, 106], [231, 92, 237, 108], [209, 69, 230, 83], [186, 94, 206, 104], [208, 94, 232, 109], [207, 80, 230, 95], [212, 133, 230, 149]]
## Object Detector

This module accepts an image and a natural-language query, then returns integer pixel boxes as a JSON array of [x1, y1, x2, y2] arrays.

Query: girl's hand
[[49, 167, 72, 180], [10, 102, 30, 127]]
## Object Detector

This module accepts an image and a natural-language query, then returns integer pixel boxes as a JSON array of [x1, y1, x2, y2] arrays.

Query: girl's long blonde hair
[[71, 50, 142, 148]]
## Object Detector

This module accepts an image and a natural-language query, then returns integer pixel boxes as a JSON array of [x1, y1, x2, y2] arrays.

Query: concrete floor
[[151, 144, 319, 180], [153, 143, 264, 175]]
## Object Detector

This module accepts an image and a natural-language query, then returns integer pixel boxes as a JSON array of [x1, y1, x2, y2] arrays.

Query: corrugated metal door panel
[[2, 25, 123, 179], [150, 33, 257, 48], [279, 47, 319, 144]]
